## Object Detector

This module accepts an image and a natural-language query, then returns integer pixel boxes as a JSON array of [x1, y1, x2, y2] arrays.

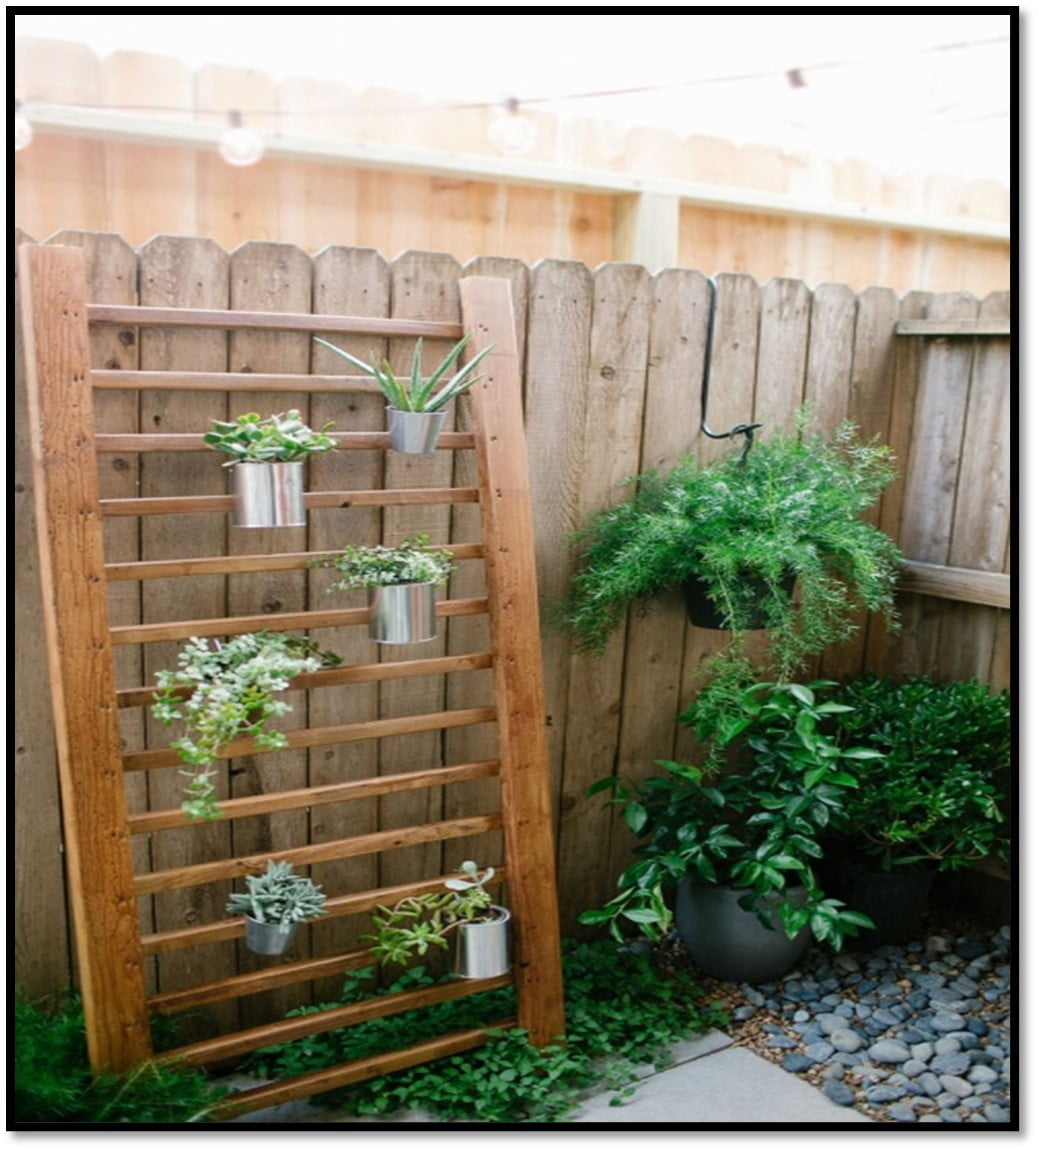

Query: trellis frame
[[18, 242, 564, 1117]]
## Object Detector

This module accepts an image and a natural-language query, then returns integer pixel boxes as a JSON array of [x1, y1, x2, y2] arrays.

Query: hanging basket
[[453, 906, 511, 979], [243, 916, 299, 956], [682, 570, 797, 631], [368, 582, 439, 644], [387, 407, 448, 454], [231, 461, 305, 528]]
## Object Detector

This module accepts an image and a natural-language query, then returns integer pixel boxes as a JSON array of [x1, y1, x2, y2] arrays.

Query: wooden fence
[[15, 231, 1012, 1007]]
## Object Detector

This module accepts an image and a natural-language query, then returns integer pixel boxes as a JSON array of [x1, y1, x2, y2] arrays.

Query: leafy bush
[[14, 992, 225, 1124]]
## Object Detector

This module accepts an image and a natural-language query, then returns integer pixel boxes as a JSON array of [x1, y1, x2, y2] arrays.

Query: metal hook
[[699, 276, 762, 462]]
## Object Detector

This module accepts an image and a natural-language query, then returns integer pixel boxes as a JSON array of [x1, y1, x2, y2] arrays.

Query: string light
[[487, 97, 538, 156], [217, 109, 264, 167], [14, 100, 33, 151]]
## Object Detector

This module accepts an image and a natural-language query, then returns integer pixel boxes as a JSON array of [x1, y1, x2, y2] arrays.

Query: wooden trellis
[[18, 242, 565, 1118]]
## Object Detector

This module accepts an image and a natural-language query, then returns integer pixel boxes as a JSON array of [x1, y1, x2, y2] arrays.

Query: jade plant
[[151, 631, 342, 821], [226, 859, 328, 928], [204, 410, 336, 464], [313, 335, 493, 413], [311, 533, 456, 590]]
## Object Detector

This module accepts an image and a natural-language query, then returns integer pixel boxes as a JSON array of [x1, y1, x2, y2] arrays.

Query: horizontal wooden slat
[[149, 948, 373, 1014], [899, 560, 1010, 608], [139, 869, 506, 956], [895, 319, 1012, 337], [104, 541, 485, 582], [87, 304, 465, 340], [110, 595, 487, 646], [100, 486, 480, 517], [134, 813, 503, 895], [95, 430, 476, 452], [92, 370, 378, 392], [161, 974, 512, 1069], [118, 651, 493, 709], [124, 704, 497, 772], [128, 758, 500, 834], [209, 1021, 513, 1120]]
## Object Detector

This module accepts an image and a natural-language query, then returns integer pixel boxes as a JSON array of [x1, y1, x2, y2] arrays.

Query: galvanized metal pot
[[232, 461, 305, 528], [243, 916, 298, 956], [368, 581, 438, 644], [387, 407, 447, 454], [454, 906, 511, 979]]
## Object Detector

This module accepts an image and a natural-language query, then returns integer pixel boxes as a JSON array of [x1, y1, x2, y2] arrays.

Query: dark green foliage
[[244, 940, 727, 1123], [14, 992, 226, 1124], [827, 674, 1012, 871]]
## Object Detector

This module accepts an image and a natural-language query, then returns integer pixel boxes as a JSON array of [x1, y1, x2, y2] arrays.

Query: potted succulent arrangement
[[313, 334, 493, 453], [819, 673, 1011, 945], [204, 409, 336, 527], [311, 533, 456, 644], [151, 630, 342, 821], [226, 859, 329, 956], [579, 681, 878, 982], [364, 861, 510, 979], [556, 412, 903, 724]]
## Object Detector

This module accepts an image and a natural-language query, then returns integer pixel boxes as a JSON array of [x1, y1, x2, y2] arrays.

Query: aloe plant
[[314, 335, 493, 413]]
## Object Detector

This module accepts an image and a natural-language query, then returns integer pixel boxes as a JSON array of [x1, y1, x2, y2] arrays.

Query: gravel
[[662, 920, 1013, 1125]]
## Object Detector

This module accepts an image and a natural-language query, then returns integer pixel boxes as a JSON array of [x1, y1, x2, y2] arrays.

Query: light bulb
[[14, 101, 32, 151], [487, 98, 537, 156], [218, 109, 264, 167]]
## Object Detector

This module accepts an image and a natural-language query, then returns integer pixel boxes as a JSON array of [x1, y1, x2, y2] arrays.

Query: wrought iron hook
[[699, 276, 761, 462]]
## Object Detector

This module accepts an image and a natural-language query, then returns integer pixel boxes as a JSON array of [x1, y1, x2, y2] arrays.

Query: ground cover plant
[[243, 938, 728, 1122]]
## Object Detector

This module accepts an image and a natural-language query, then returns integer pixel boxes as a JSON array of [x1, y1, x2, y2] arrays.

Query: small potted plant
[[579, 682, 877, 982], [226, 859, 329, 955], [364, 861, 510, 979], [819, 673, 1011, 945], [204, 409, 336, 527], [556, 411, 903, 725], [313, 335, 493, 453], [311, 533, 456, 644], [151, 631, 342, 821]]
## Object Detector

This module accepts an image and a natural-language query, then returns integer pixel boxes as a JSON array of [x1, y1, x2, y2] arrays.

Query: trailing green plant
[[825, 674, 1011, 871], [314, 334, 494, 413], [204, 409, 336, 464], [579, 681, 878, 951], [555, 413, 902, 727], [363, 861, 498, 967], [14, 991, 226, 1124], [311, 532, 456, 590], [244, 938, 727, 1122], [151, 631, 342, 821], [226, 859, 328, 927]]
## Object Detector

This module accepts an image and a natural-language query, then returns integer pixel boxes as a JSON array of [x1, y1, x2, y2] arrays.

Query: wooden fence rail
[[15, 231, 1012, 1011]]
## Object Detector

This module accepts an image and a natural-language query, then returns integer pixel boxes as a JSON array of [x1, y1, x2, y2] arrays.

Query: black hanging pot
[[681, 570, 797, 631]]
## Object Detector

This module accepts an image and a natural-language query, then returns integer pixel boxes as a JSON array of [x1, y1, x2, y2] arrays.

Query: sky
[[13, 9, 1013, 184]]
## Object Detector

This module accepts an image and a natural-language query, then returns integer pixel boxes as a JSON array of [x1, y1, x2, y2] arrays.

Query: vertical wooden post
[[18, 244, 150, 1071], [460, 276, 566, 1047]]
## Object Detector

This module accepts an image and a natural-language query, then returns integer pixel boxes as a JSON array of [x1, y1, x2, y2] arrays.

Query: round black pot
[[824, 862, 936, 948], [681, 571, 796, 631]]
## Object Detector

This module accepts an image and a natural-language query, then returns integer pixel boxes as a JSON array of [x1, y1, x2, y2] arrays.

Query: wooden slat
[[461, 276, 566, 1048], [134, 813, 504, 895], [104, 541, 485, 582], [95, 430, 475, 451], [895, 319, 1011, 336], [18, 243, 151, 1071], [92, 369, 379, 391], [99, 486, 480, 517], [149, 949, 373, 1014], [123, 705, 497, 772], [899, 561, 1010, 609], [109, 596, 487, 646], [210, 1021, 513, 1120], [88, 302, 464, 339], [128, 759, 501, 834]]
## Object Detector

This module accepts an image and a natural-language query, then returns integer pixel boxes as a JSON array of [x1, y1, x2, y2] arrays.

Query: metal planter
[[232, 461, 305, 528], [453, 906, 511, 979], [368, 581, 439, 644], [243, 916, 299, 956], [387, 407, 447, 454]]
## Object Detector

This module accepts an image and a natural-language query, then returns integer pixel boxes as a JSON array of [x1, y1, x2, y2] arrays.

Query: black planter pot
[[681, 571, 796, 631], [824, 861, 936, 948]]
